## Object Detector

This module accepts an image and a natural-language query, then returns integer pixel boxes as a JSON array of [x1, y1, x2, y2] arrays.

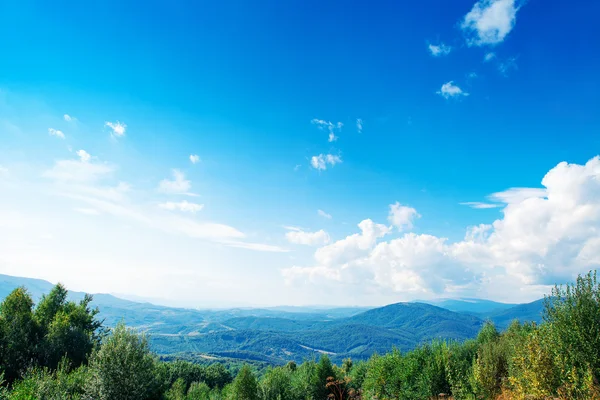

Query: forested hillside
[[0, 271, 598, 399], [0, 274, 545, 365]]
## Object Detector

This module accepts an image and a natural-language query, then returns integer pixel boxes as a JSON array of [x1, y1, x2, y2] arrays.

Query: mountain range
[[0, 274, 545, 364]]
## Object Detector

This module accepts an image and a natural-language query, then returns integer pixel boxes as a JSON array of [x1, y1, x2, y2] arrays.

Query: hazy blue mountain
[[419, 298, 517, 314], [347, 302, 483, 341], [486, 299, 546, 329]]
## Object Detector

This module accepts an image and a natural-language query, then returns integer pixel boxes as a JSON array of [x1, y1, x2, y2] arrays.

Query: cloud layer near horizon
[[283, 156, 600, 302]]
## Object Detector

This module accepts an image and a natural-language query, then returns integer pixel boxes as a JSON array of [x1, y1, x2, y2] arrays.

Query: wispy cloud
[[159, 200, 204, 213], [311, 154, 342, 171], [311, 119, 343, 142], [356, 118, 363, 133], [460, 202, 502, 209], [318, 209, 332, 219], [43, 159, 114, 182], [498, 56, 518, 76], [437, 81, 469, 99], [286, 229, 331, 246], [461, 0, 519, 46], [0, 166, 8, 177], [64, 114, 76, 122], [158, 169, 196, 195], [75, 208, 100, 215], [428, 43, 452, 57], [189, 154, 200, 164], [48, 128, 65, 139], [484, 52, 496, 62], [105, 121, 126, 138], [488, 187, 547, 204]]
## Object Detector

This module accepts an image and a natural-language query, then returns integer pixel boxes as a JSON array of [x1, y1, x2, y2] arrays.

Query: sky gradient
[[1, 0, 600, 307]]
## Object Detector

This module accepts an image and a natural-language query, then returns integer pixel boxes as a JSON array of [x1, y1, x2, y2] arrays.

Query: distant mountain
[[347, 302, 483, 341], [418, 298, 517, 315], [486, 299, 546, 329], [0, 273, 545, 364]]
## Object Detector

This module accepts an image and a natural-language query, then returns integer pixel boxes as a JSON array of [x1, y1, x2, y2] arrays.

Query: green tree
[[229, 365, 259, 400], [186, 382, 211, 399], [260, 367, 293, 400], [315, 355, 335, 399], [35, 285, 103, 370], [0, 287, 39, 383], [84, 323, 157, 400]]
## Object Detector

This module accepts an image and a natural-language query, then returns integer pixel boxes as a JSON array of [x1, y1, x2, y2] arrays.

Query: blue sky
[[1, 0, 600, 307]]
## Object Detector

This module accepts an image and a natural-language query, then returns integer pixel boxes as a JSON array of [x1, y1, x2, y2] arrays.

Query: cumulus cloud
[[282, 156, 600, 301], [388, 202, 420, 231], [318, 209, 332, 219], [428, 43, 452, 57], [311, 154, 342, 171], [159, 201, 204, 213], [76, 149, 91, 163], [356, 118, 363, 133], [286, 228, 331, 246], [158, 169, 194, 195], [48, 128, 65, 139], [461, 0, 519, 46], [189, 154, 200, 164], [437, 81, 469, 99], [105, 121, 126, 138], [311, 119, 343, 142]]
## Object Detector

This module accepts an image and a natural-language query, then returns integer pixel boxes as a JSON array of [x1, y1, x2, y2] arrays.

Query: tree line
[[1, 271, 599, 399]]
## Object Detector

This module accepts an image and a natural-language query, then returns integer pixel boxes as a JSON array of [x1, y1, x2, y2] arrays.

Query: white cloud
[[460, 202, 502, 209], [437, 81, 469, 99], [48, 128, 65, 139], [43, 159, 114, 182], [105, 121, 126, 138], [461, 0, 519, 46], [318, 209, 332, 219], [311, 119, 343, 142], [294, 164, 301, 172], [283, 156, 600, 301], [0, 166, 8, 177], [311, 154, 342, 171], [488, 187, 547, 204], [356, 118, 363, 133], [388, 202, 420, 231], [428, 43, 452, 57], [286, 229, 331, 246], [159, 201, 204, 213], [314, 219, 391, 267], [76, 149, 91, 163], [63, 114, 75, 122], [189, 154, 201, 164], [158, 169, 193, 195], [484, 52, 496, 62]]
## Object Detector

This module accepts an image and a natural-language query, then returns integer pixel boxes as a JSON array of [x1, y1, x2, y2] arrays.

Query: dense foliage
[[1, 271, 599, 399]]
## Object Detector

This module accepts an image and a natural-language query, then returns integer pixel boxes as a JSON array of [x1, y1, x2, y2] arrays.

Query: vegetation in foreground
[[1, 271, 599, 399]]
